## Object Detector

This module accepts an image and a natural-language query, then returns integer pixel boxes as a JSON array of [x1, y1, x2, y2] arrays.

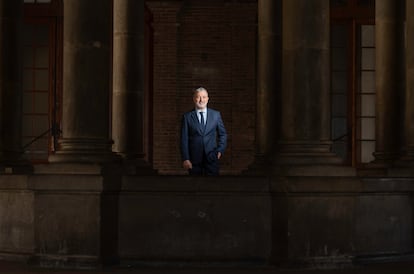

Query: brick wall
[[148, 0, 257, 174]]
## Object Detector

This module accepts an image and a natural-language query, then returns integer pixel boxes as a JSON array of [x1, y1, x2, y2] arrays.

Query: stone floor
[[1, 261, 414, 274]]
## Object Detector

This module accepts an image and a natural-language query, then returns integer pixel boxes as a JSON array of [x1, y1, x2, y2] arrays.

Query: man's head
[[193, 87, 209, 110]]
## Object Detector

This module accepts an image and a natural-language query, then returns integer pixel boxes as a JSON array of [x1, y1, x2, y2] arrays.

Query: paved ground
[[1, 261, 414, 274]]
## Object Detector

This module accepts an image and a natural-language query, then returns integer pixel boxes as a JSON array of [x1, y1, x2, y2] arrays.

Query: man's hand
[[217, 152, 222, 159], [183, 160, 192, 170]]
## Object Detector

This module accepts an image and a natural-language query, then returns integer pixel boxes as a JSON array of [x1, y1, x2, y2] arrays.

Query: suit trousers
[[189, 151, 219, 176]]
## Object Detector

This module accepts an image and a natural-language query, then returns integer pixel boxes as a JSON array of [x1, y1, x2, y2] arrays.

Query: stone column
[[249, 0, 280, 173], [276, 0, 339, 165], [0, 0, 28, 171], [112, 0, 152, 173], [374, 0, 400, 165], [403, 0, 414, 162], [49, 0, 115, 163]]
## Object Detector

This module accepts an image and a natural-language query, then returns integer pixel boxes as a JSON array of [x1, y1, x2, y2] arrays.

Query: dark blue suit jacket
[[181, 108, 227, 165]]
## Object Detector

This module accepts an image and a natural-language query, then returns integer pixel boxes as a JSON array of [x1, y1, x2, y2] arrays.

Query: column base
[[271, 141, 345, 176], [49, 152, 121, 164], [49, 138, 121, 164], [275, 140, 342, 164]]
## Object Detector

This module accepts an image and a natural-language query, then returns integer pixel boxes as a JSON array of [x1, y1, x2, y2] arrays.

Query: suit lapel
[[204, 108, 212, 133], [190, 110, 198, 124], [205, 109, 217, 132]]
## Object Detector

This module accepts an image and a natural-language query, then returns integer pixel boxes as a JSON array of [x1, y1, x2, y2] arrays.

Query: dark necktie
[[200, 112, 205, 127]]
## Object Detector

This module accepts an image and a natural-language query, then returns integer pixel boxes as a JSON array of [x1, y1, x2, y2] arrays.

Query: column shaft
[[50, 0, 115, 163], [112, 0, 146, 163], [255, 0, 280, 160], [0, 0, 25, 165], [374, 0, 401, 164], [404, 0, 414, 160], [277, 0, 338, 164]]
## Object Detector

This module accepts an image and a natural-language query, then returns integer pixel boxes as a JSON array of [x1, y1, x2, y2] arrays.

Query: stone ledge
[[33, 163, 104, 175], [0, 175, 30, 190], [273, 165, 356, 177], [121, 175, 270, 193], [271, 176, 414, 193], [29, 174, 104, 191]]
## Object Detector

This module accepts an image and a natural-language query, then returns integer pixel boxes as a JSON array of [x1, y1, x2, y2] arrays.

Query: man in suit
[[180, 87, 227, 175]]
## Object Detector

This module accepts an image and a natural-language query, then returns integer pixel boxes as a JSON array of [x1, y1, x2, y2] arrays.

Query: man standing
[[180, 87, 227, 175]]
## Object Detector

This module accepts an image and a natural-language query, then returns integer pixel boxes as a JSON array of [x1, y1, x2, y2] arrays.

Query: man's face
[[193, 90, 209, 109]]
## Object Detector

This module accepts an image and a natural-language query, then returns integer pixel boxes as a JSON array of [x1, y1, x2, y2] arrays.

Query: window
[[23, 0, 62, 162], [330, 0, 375, 166], [331, 24, 349, 162], [22, 21, 52, 161], [356, 25, 376, 163]]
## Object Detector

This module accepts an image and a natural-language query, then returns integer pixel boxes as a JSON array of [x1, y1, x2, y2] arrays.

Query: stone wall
[[0, 170, 413, 268]]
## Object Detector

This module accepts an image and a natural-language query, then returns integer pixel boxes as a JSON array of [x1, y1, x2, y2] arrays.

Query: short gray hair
[[193, 86, 208, 96]]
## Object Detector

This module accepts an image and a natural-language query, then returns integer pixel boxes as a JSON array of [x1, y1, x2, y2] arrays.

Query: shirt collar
[[196, 108, 207, 113]]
